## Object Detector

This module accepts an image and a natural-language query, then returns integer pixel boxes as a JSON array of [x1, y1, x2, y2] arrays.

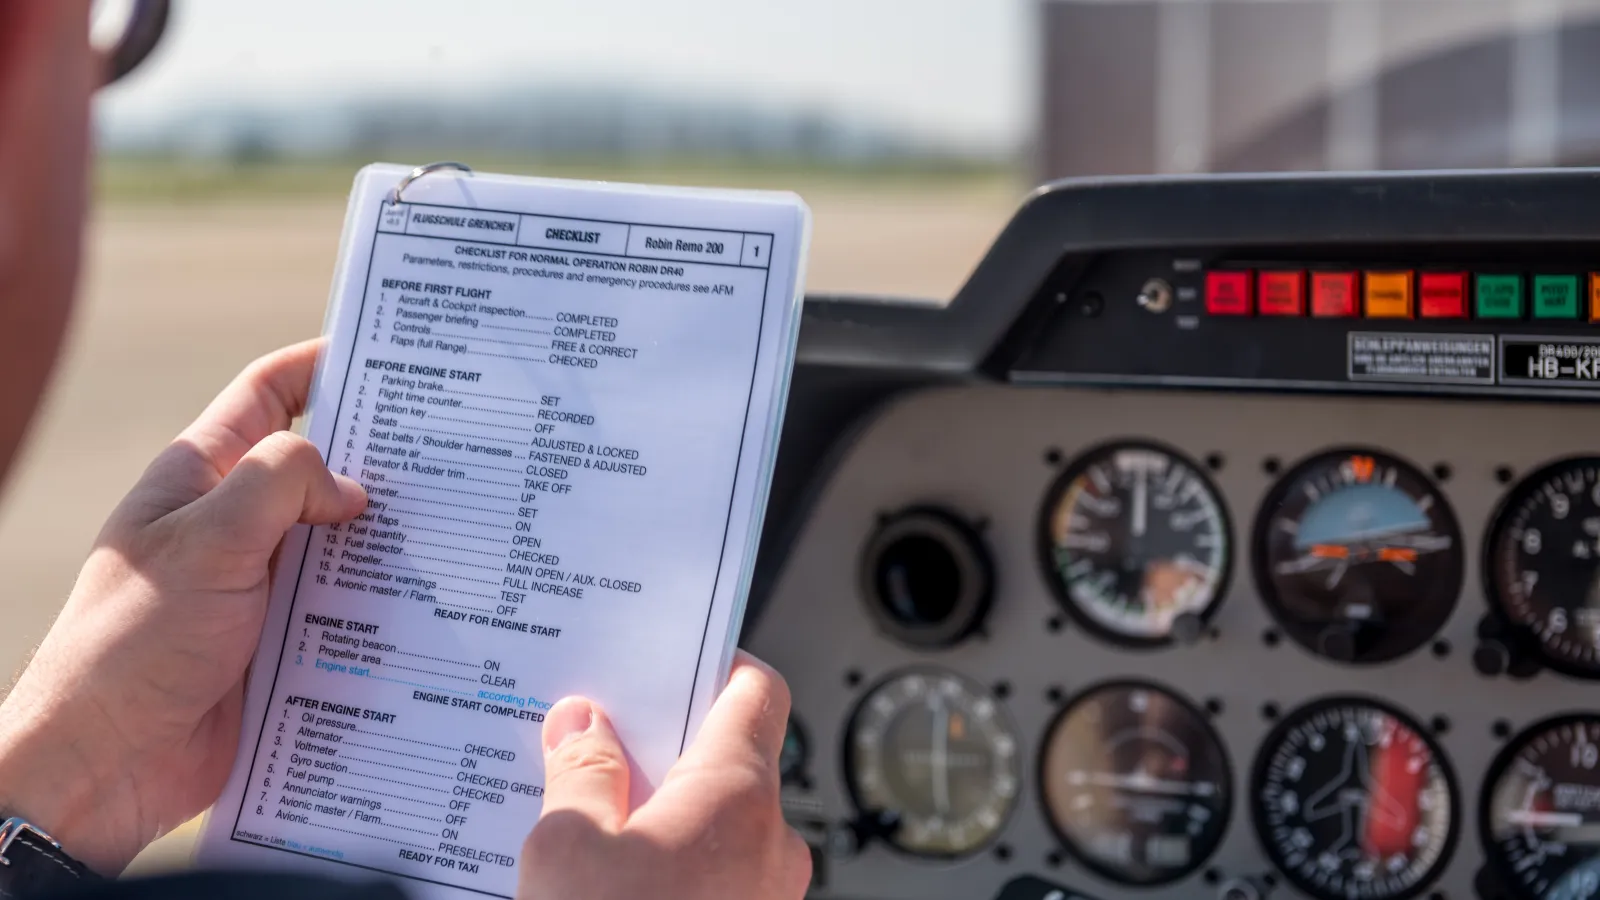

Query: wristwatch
[[0, 817, 102, 896]]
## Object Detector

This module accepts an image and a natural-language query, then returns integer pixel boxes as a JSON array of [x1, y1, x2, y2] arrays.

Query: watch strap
[[0, 818, 101, 898]]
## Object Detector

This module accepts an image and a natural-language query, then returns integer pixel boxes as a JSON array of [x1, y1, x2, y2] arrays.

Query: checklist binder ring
[[101, 0, 171, 87], [387, 161, 475, 206]]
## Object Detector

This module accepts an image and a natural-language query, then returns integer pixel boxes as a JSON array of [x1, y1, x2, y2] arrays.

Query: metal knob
[[1219, 875, 1273, 900], [1137, 278, 1174, 313], [1474, 640, 1510, 676]]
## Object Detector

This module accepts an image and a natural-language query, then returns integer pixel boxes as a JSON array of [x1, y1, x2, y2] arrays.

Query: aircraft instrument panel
[[739, 171, 1600, 900]]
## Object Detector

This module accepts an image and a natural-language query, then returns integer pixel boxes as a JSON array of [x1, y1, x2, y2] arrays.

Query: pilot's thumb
[[538, 697, 631, 833], [179, 431, 367, 555]]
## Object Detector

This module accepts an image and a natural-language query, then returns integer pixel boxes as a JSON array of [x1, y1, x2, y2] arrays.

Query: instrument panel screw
[[1079, 292, 1105, 317]]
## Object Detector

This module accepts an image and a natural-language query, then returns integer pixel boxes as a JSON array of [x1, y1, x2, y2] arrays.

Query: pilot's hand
[[520, 652, 812, 900], [0, 339, 367, 875]]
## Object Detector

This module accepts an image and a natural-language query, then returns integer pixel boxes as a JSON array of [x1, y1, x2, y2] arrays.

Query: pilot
[[0, 3, 810, 897]]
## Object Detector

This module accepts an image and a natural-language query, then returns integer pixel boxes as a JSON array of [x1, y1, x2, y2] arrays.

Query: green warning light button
[[1533, 275, 1581, 319], [1476, 274, 1523, 318]]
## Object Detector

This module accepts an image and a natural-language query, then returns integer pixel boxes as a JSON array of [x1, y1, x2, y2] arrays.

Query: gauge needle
[[1132, 467, 1148, 538], [1507, 810, 1584, 828], [931, 696, 950, 815], [1068, 770, 1212, 797]]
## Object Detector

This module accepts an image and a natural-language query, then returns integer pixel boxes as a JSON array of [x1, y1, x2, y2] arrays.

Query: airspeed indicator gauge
[[1039, 441, 1231, 646]]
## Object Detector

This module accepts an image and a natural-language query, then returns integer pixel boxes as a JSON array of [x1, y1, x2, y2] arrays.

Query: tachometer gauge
[[844, 668, 1021, 858], [1485, 459, 1600, 679], [1254, 449, 1462, 664], [1040, 441, 1231, 646], [1039, 681, 1232, 885], [1482, 716, 1600, 900], [1252, 697, 1458, 900]]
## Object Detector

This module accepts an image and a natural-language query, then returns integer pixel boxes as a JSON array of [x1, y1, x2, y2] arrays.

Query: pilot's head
[[0, 0, 95, 485]]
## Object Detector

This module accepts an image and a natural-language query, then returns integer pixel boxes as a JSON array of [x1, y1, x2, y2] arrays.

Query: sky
[[97, 0, 1033, 152]]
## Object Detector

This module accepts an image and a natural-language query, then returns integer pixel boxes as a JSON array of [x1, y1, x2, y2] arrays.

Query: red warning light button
[[1205, 271, 1252, 315], [1257, 271, 1305, 316], [1418, 272, 1468, 318], [1311, 272, 1359, 317]]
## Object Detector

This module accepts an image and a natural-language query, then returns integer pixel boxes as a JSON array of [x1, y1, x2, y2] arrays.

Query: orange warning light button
[[1365, 271, 1414, 318]]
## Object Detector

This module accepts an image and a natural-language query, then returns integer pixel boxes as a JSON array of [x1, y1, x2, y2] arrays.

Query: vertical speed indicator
[[1039, 441, 1232, 646], [1482, 716, 1600, 900]]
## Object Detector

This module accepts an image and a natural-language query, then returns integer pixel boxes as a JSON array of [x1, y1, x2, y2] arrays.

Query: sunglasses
[[92, 0, 171, 88]]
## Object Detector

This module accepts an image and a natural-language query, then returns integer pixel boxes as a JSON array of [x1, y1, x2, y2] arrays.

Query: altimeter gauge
[[1485, 458, 1600, 679]]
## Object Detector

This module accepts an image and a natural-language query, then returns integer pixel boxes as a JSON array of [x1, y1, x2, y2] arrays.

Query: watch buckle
[[0, 817, 60, 866]]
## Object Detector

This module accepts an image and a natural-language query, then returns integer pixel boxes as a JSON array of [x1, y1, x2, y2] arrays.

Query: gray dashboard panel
[[746, 383, 1600, 900]]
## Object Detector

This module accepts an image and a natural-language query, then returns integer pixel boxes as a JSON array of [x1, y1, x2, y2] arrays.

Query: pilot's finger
[[122, 340, 328, 524], [677, 651, 791, 773], [173, 430, 367, 556], [537, 697, 632, 834], [176, 339, 326, 478]]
